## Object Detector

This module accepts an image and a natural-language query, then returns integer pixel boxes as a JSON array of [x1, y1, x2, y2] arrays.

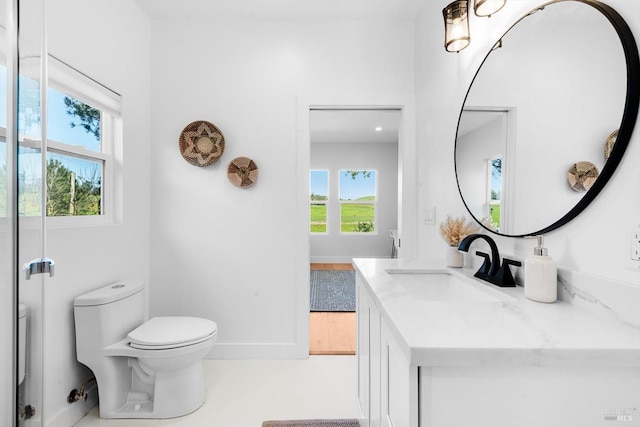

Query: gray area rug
[[262, 419, 360, 427], [310, 270, 356, 312]]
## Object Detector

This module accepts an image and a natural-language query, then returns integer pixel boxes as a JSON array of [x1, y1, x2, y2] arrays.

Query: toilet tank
[[73, 280, 145, 363]]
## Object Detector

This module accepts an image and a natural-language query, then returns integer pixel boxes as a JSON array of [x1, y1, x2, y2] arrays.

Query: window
[[339, 170, 376, 233], [9, 56, 121, 222], [310, 170, 328, 233]]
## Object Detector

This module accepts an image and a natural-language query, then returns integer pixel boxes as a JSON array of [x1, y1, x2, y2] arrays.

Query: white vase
[[446, 246, 463, 268]]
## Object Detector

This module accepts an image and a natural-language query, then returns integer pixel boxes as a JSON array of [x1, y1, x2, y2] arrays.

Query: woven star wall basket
[[179, 120, 225, 167]]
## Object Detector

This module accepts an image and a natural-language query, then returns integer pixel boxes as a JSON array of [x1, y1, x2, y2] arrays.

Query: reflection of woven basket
[[604, 129, 618, 160], [227, 157, 258, 188], [568, 161, 599, 193], [179, 120, 225, 167]]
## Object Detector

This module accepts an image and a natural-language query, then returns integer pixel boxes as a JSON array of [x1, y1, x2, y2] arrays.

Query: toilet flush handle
[[23, 258, 55, 280]]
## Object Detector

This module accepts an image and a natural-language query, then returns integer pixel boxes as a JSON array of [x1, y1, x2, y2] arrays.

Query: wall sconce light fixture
[[443, 0, 470, 53], [474, 0, 507, 17], [444, 0, 508, 52]]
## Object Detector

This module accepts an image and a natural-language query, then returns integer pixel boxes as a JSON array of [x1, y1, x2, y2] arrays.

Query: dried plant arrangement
[[439, 215, 480, 247]]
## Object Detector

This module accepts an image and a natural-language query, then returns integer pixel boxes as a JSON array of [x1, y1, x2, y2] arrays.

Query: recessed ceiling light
[[375, 127, 382, 132]]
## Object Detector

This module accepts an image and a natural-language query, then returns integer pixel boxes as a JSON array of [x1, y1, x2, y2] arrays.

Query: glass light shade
[[443, 0, 470, 52], [474, 0, 507, 17]]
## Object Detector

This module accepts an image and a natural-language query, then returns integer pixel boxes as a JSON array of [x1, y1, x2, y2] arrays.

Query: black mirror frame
[[455, 0, 640, 238]]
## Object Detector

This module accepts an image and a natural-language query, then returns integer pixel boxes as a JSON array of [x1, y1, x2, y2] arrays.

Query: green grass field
[[310, 201, 375, 233], [490, 204, 501, 228], [340, 204, 374, 232], [310, 205, 326, 232]]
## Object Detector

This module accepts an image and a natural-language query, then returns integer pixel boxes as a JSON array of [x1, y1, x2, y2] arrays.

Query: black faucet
[[457, 234, 521, 287]]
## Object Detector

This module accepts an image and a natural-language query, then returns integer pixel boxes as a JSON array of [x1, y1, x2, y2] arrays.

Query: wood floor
[[309, 263, 356, 355]]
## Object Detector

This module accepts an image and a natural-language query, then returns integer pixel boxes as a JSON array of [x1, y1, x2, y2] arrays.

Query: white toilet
[[73, 280, 217, 419]]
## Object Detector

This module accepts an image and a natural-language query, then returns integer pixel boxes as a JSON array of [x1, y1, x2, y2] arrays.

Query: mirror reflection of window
[[489, 157, 502, 232]]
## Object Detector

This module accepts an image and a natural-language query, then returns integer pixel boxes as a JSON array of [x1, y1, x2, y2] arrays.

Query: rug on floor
[[262, 419, 360, 427], [309, 270, 356, 312]]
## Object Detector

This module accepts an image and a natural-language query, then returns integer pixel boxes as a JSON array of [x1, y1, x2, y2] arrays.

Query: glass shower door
[[0, 0, 18, 424], [17, 0, 47, 425], [0, 0, 47, 425]]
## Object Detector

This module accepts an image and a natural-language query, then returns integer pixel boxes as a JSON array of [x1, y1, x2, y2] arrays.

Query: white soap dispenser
[[524, 235, 557, 303]]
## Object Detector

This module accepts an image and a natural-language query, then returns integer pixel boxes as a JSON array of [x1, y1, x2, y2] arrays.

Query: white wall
[[149, 18, 415, 358], [415, 0, 640, 285], [310, 142, 398, 262], [28, 1, 152, 425]]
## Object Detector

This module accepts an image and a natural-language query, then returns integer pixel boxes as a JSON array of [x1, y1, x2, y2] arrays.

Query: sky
[[310, 169, 376, 200]]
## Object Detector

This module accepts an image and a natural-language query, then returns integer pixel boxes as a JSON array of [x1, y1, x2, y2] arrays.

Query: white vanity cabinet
[[357, 273, 418, 427], [355, 260, 640, 427]]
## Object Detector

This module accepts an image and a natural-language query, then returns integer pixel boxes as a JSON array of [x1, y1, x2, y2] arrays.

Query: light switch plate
[[631, 230, 640, 261], [424, 206, 436, 225]]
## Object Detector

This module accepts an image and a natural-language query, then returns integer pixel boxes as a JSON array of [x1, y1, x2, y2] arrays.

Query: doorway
[[307, 108, 401, 355], [457, 108, 513, 233]]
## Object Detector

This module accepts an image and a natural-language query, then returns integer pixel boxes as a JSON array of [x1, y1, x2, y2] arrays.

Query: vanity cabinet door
[[380, 320, 418, 427], [357, 275, 381, 427]]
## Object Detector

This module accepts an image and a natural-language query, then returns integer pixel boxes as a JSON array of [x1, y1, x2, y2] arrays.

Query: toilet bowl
[[73, 280, 217, 419]]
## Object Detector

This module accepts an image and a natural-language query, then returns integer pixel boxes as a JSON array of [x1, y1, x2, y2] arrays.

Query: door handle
[[23, 258, 55, 280]]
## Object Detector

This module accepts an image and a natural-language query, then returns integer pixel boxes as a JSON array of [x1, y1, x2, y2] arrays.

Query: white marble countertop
[[353, 258, 640, 368]]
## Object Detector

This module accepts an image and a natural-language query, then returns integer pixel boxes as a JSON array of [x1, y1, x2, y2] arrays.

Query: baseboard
[[46, 382, 98, 427]]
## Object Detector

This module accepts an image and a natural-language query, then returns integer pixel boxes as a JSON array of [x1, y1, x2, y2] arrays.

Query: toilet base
[[101, 359, 206, 419]]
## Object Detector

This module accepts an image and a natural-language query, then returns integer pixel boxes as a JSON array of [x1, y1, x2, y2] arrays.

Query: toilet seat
[[127, 317, 217, 350]]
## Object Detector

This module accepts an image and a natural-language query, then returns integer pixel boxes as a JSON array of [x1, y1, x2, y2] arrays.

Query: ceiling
[[133, 0, 426, 20], [310, 109, 401, 144]]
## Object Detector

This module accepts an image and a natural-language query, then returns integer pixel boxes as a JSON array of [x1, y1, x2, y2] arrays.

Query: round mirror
[[455, 0, 639, 237]]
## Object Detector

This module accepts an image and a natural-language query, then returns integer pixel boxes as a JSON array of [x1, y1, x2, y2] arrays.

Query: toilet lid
[[127, 316, 217, 350]]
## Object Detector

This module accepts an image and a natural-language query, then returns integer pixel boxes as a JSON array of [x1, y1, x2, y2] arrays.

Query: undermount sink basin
[[386, 271, 512, 302]]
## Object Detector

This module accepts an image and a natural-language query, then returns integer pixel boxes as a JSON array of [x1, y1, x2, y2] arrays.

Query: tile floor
[[74, 356, 360, 427]]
